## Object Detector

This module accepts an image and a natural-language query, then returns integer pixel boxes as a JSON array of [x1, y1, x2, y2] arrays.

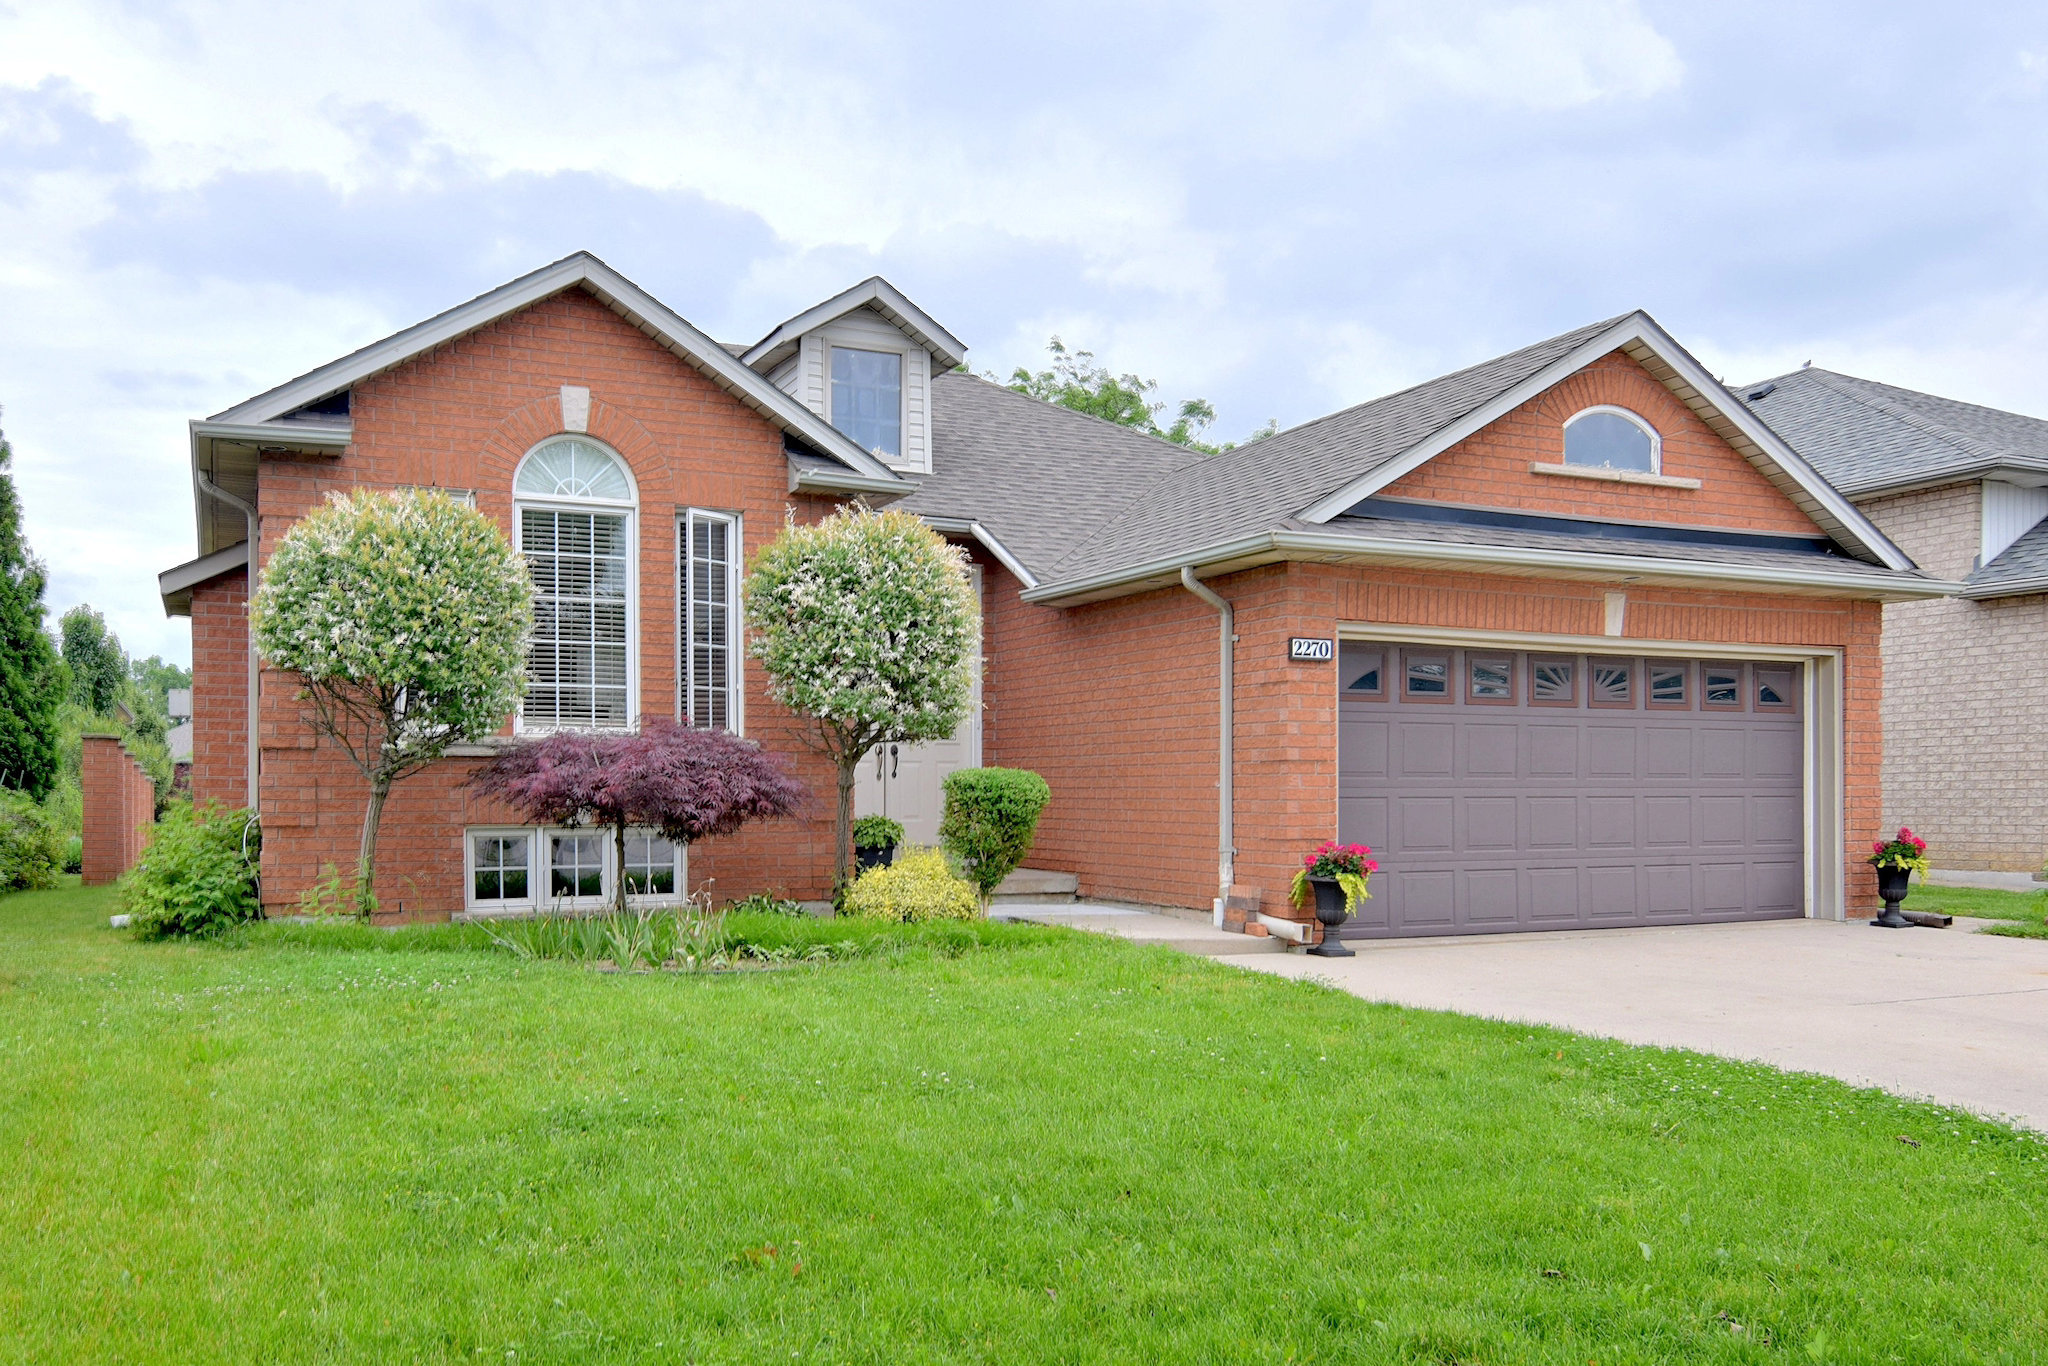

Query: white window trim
[[461, 825, 689, 916], [828, 342, 910, 466], [464, 826, 538, 916], [1563, 404, 1662, 475], [679, 508, 744, 734], [512, 437, 640, 735]]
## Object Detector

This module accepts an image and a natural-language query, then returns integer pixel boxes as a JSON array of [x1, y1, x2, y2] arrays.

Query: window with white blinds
[[681, 509, 740, 731], [514, 437, 635, 731]]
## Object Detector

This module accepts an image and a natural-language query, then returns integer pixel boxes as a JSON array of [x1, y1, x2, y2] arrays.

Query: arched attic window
[[513, 437, 636, 730], [1563, 406, 1660, 474]]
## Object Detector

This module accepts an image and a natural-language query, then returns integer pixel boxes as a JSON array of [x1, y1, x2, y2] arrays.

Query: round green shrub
[[0, 789, 63, 891], [121, 801, 261, 938], [938, 767, 1052, 901], [841, 846, 980, 923], [852, 814, 905, 850]]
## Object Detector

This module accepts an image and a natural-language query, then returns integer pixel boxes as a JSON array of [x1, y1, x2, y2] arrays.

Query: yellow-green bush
[[841, 846, 980, 923]]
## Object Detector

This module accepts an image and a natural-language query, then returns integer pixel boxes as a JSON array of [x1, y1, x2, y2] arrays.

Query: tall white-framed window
[[829, 346, 903, 460], [680, 509, 741, 732], [513, 437, 637, 731], [1563, 406, 1660, 474], [463, 826, 686, 914]]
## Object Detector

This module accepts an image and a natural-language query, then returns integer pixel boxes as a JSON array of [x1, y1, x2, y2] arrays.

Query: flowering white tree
[[744, 506, 977, 885], [251, 489, 532, 914]]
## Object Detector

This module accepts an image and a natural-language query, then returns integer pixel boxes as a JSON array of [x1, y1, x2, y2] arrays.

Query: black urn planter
[[855, 842, 896, 873], [1872, 863, 1913, 929], [1305, 877, 1356, 957]]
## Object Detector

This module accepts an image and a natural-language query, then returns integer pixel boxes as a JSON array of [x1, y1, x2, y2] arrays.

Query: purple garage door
[[1337, 643, 1804, 938]]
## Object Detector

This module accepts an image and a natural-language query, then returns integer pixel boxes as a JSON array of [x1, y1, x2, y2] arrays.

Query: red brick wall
[[188, 569, 249, 810], [247, 287, 846, 918], [81, 735, 155, 885], [1381, 351, 1823, 536], [984, 559, 1883, 927]]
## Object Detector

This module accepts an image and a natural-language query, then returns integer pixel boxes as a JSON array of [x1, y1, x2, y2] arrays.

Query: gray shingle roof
[[896, 372, 1210, 577], [1964, 515, 2048, 598], [1738, 367, 2048, 496], [1037, 314, 1631, 584]]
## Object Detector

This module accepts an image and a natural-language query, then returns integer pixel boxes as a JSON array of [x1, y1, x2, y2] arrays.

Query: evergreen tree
[[0, 415, 62, 799]]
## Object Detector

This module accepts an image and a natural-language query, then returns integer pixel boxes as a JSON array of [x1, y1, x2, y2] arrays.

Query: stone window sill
[[1529, 461, 1702, 490]]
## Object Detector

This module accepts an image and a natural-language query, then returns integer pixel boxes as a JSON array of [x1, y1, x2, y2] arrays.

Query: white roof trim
[[741, 276, 967, 372], [1295, 312, 1916, 573], [191, 419, 352, 451], [207, 252, 902, 483], [158, 540, 250, 616], [1020, 527, 1953, 606], [917, 515, 1040, 589], [787, 459, 915, 499]]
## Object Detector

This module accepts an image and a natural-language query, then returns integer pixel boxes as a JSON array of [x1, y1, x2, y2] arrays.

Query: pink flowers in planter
[[1869, 826, 1929, 874], [1302, 839, 1378, 879]]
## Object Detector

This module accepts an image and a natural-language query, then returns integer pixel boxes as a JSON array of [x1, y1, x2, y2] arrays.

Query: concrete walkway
[[1002, 903, 2048, 1131]]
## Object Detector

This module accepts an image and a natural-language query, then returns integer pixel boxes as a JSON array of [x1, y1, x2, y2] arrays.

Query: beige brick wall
[[1860, 481, 2048, 871]]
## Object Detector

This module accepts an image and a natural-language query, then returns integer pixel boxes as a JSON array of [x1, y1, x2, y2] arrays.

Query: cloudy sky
[[3, 1, 2046, 663]]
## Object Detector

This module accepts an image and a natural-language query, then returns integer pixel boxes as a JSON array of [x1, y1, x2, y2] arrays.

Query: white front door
[[855, 567, 982, 847]]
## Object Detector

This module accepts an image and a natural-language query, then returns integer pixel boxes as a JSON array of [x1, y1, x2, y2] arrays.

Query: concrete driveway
[[1217, 919, 2048, 1132]]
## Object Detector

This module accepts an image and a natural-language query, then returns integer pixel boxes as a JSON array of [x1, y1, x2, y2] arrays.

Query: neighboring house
[[159, 253, 1948, 935], [1740, 369, 2048, 873], [165, 686, 194, 792]]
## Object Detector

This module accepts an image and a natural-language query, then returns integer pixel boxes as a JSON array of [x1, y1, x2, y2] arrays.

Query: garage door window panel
[[1702, 664, 1745, 711], [1589, 658, 1636, 709], [1754, 666, 1797, 714], [1402, 651, 1452, 703], [1467, 655, 1516, 705], [1530, 657, 1577, 707], [1647, 662, 1690, 710], [1340, 643, 1386, 699]]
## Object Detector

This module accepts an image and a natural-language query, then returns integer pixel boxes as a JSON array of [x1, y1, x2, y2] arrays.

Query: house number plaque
[[1288, 637, 1335, 662]]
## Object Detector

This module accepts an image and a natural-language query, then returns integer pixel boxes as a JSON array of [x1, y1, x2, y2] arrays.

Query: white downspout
[[195, 469, 260, 813], [1179, 566, 1234, 925]]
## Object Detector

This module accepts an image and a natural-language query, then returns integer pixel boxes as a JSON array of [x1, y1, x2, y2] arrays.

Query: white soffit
[[1296, 312, 1916, 573]]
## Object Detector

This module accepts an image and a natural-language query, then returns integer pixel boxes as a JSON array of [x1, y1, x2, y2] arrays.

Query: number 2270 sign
[[1289, 637, 1334, 662]]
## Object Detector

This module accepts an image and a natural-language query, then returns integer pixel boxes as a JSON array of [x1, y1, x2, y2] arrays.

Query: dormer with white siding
[[741, 278, 967, 476]]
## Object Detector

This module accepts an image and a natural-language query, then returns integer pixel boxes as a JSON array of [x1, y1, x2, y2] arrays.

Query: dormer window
[[830, 347, 903, 460], [1564, 407, 1659, 474]]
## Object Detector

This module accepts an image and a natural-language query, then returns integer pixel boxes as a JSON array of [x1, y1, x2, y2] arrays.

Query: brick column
[[81, 735, 156, 885]]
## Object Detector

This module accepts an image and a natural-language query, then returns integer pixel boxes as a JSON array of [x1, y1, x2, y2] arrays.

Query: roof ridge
[[1795, 369, 2012, 464]]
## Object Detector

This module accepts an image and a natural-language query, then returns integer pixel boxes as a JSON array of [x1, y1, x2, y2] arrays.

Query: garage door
[[1337, 642, 1803, 938]]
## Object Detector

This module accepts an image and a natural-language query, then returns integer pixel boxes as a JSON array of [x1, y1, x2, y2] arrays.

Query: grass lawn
[[1903, 882, 2048, 938], [3, 885, 2045, 1364]]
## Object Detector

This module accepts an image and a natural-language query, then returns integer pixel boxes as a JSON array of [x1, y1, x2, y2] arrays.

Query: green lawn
[[1904, 881, 2048, 938], [2, 885, 2044, 1364]]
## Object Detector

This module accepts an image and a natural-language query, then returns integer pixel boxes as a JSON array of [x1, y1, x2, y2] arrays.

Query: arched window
[[1563, 407, 1659, 474], [513, 437, 636, 730]]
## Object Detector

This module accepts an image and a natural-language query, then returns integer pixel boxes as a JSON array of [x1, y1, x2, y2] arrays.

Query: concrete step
[[991, 867, 1079, 904]]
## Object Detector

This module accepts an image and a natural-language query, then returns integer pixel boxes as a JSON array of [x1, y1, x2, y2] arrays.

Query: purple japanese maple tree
[[467, 717, 807, 914]]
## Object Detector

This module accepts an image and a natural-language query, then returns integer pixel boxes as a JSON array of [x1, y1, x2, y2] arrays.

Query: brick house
[[1740, 369, 2048, 873], [159, 253, 1948, 935]]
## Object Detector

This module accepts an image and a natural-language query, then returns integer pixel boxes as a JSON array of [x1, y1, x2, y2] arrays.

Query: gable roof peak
[[741, 275, 967, 374]]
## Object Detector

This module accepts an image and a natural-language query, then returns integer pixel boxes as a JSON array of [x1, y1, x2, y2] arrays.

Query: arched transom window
[[513, 437, 636, 730], [1563, 406, 1659, 474]]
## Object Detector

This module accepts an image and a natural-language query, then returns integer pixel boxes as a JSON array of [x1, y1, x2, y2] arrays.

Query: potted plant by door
[[853, 815, 906, 873], [1289, 840, 1377, 957], [1869, 826, 1928, 929]]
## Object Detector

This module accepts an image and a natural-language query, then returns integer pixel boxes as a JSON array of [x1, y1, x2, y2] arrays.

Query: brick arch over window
[[1378, 350, 1827, 537], [473, 397, 670, 518]]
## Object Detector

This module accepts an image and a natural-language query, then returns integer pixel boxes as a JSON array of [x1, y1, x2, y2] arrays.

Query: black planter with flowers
[[1290, 840, 1377, 956], [1868, 826, 1927, 929]]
